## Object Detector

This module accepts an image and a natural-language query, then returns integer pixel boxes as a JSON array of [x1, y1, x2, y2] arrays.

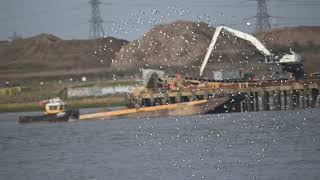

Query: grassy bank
[[66, 96, 126, 109], [0, 102, 40, 113], [0, 79, 136, 103], [0, 79, 135, 113], [0, 96, 126, 113]]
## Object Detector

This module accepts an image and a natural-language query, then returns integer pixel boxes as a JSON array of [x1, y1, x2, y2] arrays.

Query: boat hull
[[19, 110, 79, 123]]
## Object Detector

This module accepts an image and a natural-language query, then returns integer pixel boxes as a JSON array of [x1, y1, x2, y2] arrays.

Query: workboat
[[19, 98, 79, 123]]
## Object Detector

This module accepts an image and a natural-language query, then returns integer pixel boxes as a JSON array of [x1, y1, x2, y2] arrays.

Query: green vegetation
[[0, 96, 125, 112], [0, 96, 125, 113], [0, 102, 40, 113], [0, 86, 23, 97], [72, 80, 138, 88], [66, 96, 125, 109]]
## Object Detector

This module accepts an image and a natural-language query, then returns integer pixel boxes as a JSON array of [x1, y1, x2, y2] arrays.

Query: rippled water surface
[[0, 109, 320, 180]]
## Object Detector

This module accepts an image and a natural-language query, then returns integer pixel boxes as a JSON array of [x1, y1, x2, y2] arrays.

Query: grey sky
[[0, 0, 319, 41]]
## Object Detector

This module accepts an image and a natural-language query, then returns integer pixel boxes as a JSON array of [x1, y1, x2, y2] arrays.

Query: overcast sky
[[0, 0, 319, 41]]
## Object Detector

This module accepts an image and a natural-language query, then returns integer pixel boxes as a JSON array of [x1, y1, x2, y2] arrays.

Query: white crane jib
[[199, 26, 275, 77]]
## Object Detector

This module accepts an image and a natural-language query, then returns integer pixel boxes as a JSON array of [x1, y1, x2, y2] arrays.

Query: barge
[[79, 95, 230, 121]]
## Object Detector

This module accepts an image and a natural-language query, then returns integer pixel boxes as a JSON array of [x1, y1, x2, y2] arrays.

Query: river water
[[0, 109, 320, 180]]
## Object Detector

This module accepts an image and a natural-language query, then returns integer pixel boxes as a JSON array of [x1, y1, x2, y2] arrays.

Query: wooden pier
[[131, 79, 320, 113]]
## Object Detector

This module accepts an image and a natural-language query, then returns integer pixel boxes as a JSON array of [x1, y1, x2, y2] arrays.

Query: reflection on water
[[0, 109, 320, 180]]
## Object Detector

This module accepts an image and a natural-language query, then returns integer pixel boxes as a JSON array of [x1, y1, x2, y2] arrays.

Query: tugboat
[[19, 98, 79, 123]]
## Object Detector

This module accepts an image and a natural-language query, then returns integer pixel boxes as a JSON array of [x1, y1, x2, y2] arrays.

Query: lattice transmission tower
[[89, 0, 106, 39], [256, 0, 271, 31]]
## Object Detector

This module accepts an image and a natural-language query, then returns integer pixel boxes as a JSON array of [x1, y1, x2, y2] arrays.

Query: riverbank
[[0, 79, 137, 113], [0, 96, 125, 113]]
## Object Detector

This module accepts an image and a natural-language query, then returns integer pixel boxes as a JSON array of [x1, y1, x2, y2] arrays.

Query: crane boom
[[200, 26, 274, 76]]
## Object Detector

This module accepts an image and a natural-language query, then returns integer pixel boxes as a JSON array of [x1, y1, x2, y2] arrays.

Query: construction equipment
[[200, 26, 303, 78]]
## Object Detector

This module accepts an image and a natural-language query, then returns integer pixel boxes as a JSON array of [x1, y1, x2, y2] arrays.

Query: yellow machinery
[[40, 98, 66, 115]]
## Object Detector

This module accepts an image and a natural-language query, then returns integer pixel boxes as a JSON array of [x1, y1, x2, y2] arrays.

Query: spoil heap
[[112, 21, 262, 77]]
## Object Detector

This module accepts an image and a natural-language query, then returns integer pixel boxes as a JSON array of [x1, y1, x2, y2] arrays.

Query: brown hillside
[[255, 26, 320, 47], [0, 34, 128, 80]]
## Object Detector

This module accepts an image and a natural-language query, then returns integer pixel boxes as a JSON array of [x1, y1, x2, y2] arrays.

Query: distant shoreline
[[0, 96, 125, 113]]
